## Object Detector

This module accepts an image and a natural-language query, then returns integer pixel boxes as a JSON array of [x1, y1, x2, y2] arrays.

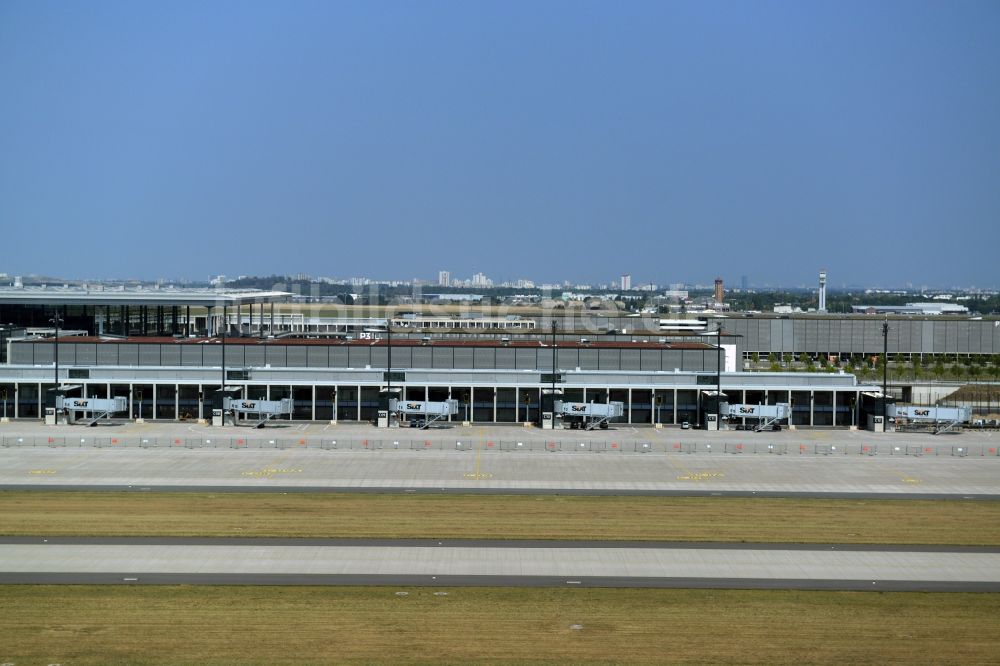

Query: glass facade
[[0, 378, 868, 430]]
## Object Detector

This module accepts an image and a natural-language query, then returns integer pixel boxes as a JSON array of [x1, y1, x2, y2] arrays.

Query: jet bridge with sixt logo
[[553, 400, 625, 430], [388, 398, 459, 429]]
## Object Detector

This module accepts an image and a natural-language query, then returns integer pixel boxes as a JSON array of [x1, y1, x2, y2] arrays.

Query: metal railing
[[2, 435, 998, 456]]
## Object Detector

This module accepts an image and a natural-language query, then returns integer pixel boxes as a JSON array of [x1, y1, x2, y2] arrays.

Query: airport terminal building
[[0, 287, 933, 429]]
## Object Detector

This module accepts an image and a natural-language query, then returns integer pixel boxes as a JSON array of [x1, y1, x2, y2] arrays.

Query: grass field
[[2, 585, 998, 665], [2, 491, 999, 544]]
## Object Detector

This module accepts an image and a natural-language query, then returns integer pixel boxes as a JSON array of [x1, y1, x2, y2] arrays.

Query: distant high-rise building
[[818, 270, 827, 312], [714, 277, 724, 304], [471, 272, 492, 288], [740, 275, 748, 291], [438, 270, 450, 287], [620, 274, 632, 291]]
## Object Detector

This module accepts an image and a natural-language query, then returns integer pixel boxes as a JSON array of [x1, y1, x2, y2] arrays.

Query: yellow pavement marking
[[40, 448, 105, 476], [664, 449, 724, 482], [676, 471, 725, 481], [465, 428, 493, 480], [241, 455, 303, 479]]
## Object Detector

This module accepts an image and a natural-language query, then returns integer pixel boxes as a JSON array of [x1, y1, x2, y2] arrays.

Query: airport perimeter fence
[[2, 435, 998, 457]]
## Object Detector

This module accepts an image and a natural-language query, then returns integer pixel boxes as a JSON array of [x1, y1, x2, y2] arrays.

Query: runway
[[2, 537, 998, 591], [4, 423, 998, 592]]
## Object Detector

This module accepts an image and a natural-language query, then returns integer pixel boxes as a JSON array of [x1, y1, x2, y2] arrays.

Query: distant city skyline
[[3, 267, 995, 295], [2, 2, 998, 286]]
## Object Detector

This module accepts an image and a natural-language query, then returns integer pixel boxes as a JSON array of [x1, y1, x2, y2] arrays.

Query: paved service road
[[1, 539, 998, 592], [1, 446, 999, 497]]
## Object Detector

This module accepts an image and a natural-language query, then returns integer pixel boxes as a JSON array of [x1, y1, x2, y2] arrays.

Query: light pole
[[49, 313, 63, 392], [386, 319, 394, 426], [882, 316, 889, 429], [716, 322, 723, 428], [550, 320, 558, 427], [551, 319, 557, 393], [221, 304, 227, 392]]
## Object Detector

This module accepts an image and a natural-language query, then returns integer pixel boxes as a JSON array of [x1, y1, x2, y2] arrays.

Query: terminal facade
[[0, 287, 948, 429]]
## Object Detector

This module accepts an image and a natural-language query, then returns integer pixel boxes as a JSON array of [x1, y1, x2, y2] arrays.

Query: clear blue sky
[[2, 0, 998, 288]]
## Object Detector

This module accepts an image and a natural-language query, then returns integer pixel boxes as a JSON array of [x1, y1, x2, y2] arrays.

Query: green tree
[[933, 360, 945, 380]]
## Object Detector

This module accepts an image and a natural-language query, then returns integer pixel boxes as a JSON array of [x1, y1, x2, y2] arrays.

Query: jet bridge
[[225, 397, 294, 428], [389, 398, 459, 429], [55, 396, 129, 426], [555, 401, 624, 430], [892, 405, 971, 435], [725, 403, 791, 431]]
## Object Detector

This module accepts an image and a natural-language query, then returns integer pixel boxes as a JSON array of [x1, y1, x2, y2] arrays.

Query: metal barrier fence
[[2, 435, 1000, 457]]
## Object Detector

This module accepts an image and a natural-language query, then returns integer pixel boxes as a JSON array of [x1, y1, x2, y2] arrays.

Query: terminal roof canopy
[[0, 287, 292, 307]]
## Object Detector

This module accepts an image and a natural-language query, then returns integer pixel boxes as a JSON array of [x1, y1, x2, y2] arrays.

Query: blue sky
[[1, 0, 998, 288]]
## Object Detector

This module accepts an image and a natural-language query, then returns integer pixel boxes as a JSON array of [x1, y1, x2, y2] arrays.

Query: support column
[[493, 388, 497, 423], [832, 391, 837, 427], [270, 303, 275, 335], [627, 388, 632, 424], [186, 306, 191, 336], [152, 384, 157, 420], [128, 383, 134, 419], [311, 385, 316, 421], [356, 384, 361, 421], [175, 383, 179, 420], [673, 388, 678, 424], [742, 389, 747, 428], [515, 387, 519, 422], [810, 390, 815, 426]]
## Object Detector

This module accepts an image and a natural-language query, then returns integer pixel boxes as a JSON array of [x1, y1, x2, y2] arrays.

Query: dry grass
[[1, 585, 998, 665], [2, 492, 999, 544]]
